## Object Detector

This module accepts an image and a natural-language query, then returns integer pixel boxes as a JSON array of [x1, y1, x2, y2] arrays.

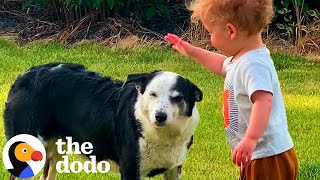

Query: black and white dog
[[4, 63, 202, 180]]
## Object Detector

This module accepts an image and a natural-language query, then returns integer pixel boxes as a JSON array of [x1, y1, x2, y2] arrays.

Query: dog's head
[[126, 71, 202, 132]]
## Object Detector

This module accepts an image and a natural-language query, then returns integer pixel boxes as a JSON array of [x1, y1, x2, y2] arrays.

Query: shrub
[[274, 0, 320, 54], [21, 0, 171, 24]]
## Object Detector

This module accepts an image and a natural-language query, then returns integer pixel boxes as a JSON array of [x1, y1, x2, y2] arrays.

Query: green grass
[[0, 37, 319, 179]]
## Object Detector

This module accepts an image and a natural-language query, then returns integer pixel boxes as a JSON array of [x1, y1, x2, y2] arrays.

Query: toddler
[[164, 0, 299, 179]]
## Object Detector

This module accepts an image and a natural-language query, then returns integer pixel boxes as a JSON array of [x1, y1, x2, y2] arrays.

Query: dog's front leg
[[162, 165, 182, 180], [119, 146, 141, 180], [40, 140, 62, 180]]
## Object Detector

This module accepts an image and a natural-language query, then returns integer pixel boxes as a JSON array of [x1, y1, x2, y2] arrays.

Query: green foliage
[[144, 0, 170, 20], [280, 0, 309, 11], [275, 0, 320, 52], [276, 7, 295, 38], [21, 0, 171, 23], [275, 0, 319, 32], [277, 0, 311, 36]]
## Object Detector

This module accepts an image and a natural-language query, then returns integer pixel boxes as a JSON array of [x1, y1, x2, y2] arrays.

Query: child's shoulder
[[239, 46, 272, 65]]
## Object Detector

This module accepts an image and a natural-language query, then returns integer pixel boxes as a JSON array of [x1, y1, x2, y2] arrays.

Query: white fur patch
[[50, 64, 64, 71], [134, 72, 200, 178], [140, 72, 179, 126]]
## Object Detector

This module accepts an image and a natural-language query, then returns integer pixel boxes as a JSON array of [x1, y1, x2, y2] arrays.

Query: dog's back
[[4, 63, 138, 160]]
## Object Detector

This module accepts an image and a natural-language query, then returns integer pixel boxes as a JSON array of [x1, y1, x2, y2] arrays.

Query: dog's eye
[[150, 92, 157, 97], [172, 95, 183, 102]]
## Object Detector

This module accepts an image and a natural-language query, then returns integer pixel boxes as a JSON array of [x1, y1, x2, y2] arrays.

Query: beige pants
[[240, 148, 299, 180]]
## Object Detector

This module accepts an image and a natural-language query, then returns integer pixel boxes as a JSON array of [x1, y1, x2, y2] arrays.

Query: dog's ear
[[184, 78, 203, 102], [192, 83, 203, 102], [125, 70, 160, 93]]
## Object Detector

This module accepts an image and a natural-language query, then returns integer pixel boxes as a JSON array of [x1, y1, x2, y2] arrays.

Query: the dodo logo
[[2, 134, 46, 178]]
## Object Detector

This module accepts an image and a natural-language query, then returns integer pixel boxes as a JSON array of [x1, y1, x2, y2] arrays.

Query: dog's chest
[[139, 137, 188, 177]]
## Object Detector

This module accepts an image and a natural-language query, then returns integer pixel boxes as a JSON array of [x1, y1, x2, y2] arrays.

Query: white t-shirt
[[222, 46, 294, 160]]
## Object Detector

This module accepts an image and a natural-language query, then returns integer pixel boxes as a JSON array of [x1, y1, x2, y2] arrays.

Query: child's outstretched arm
[[164, 33, 227, 77], [232, 90, 273, 167]]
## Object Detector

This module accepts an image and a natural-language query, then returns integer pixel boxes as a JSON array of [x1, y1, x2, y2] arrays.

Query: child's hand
[[164, 33, 195, 57], [232, 137, 257, 167], [232, 91, 272, 167]]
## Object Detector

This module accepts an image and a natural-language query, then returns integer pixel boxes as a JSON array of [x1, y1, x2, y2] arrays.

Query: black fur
[[4, 63, 142, 179], [147, 168, 168, 177], [124, 70, 159, 94], [187, 136, 194, 149], [173, 76, 203, 116], [4, 63, 202, 180]]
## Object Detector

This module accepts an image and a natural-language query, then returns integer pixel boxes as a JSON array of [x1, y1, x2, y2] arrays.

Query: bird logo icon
[[2, 134, 46, 178]]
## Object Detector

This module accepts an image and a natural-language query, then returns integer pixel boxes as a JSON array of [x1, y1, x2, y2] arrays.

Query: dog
[[4, 62, 202, 180]]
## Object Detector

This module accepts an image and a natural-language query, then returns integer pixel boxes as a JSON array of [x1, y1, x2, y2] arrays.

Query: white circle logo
[[2, 134, 46, 178]]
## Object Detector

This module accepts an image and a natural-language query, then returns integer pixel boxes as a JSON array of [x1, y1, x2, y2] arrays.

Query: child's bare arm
[[232, 90, 273, 166], [164, 33, 227, 77]]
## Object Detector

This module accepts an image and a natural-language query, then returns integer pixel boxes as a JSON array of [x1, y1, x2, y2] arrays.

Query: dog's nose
[[155, 112, 167, 123]]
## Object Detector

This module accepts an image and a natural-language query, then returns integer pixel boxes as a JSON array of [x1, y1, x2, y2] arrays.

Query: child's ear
[[227, 23, 238, 40]]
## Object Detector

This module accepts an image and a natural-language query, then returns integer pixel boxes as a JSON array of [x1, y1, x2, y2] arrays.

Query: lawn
[[0, 37, 319, 180]]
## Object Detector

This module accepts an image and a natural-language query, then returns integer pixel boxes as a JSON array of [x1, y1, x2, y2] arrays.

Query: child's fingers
[[236, 152, 242, 166], [240, 153, 248, 167], [165, 36, 179, 44], [232, 149, 237, 164], [164, 33, 181, 44], [172, 45, 179, 52], [166, 33, 179, 39], [232, 149, 246, 167], [164, 36, 174, 43], [245, 153, 252, 167]]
